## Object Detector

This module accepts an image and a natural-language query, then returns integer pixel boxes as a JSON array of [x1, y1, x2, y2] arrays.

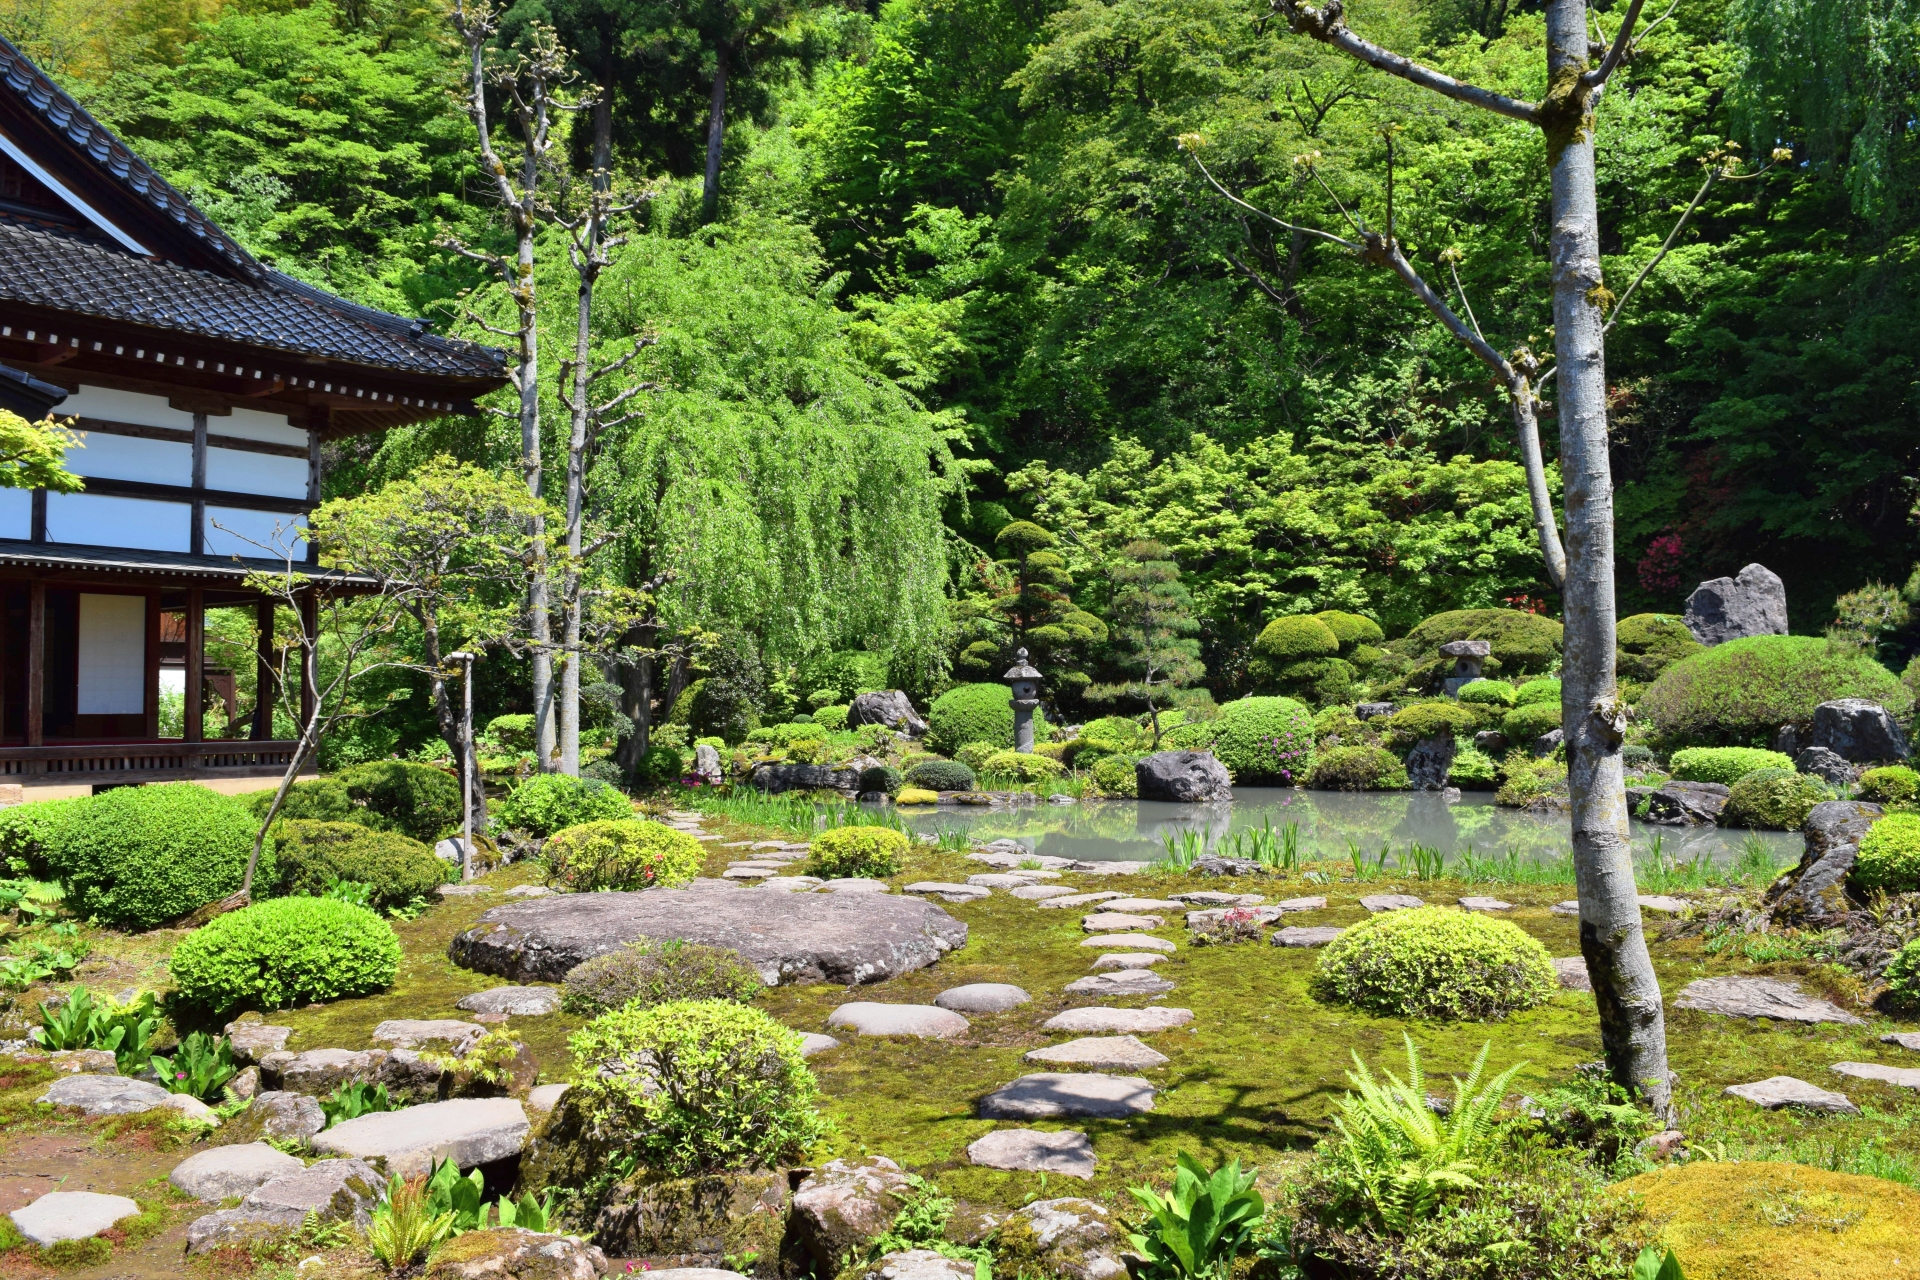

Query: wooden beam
[[26, 582, 43, 748], [251, 597, 274, 741], [184, 588, 204, 742], [143, 589, 160, 740]]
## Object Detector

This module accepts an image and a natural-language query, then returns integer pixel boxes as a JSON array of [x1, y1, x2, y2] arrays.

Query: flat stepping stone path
[[869, 1250, 977, 1280], [934, 983, 1031, 1013], [979, 1073, 1155, 1119], [1885, 1032, 1920, 1051], [1674, 976, 1864, 1025], [967, 1128, 1096, 1178], [1272, 926, 1344, 948], [1011, 884, 1078, 901], [1025, 1035, 1169, 1070], [828, 1003, 970, 1038], [1553, 957, 1591, 991], [970, 873, 1049, 888], [1091, 952, 1165, 971], [1638, 895, 1690, 913], [1039, 892, 1124, 910], [1102, 898, 1182, 913], [1063, 970, 1175, 997], [1172, 891, 1264, 906], [1083, 912, 1162, 932], [1043, 1006, 1193, 1033], [904, 882, 990, 902], [40, 1072, 213, 1120], [1831, 1061, 1920, 1090], [170, 1143, 304, 1202], [1276, 895, 1328, 911], [372, 1018, 483, 1051], [503, 884, 555, 897], [1186, 905, 1283, 926], [1725, 1076, 1859, 1114], [1551, 901, 1580, 916], [451, 880, 967, 985], [1361, 894, 1424, 912], [761, 877, 824, 892], [799, 1033, 842, 1057], [457, 985, 561, 1016], [439, 883, 493, 896], [820, 877, 893, 893], [310, 1098, 531, 1177], [1080, 933, 1175, 953], [10, 1192, 138, 1246], [971, 852, 1076, 870], [725, 867, 781, 879], [1459, 896, 1514, 912]]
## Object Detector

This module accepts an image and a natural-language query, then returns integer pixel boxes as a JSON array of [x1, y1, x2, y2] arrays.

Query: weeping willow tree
[[586, 215, 962, 751]]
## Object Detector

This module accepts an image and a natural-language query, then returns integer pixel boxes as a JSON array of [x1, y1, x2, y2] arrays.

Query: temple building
[[0, 36, 508, 796]]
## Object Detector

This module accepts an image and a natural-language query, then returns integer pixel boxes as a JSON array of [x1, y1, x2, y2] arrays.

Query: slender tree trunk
[[702, 45, 728, 221], [422, 611, 487, 833]]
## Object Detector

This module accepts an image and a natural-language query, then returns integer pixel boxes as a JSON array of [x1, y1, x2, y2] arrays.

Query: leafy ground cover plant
[[542, 819, 704, 891], [862, 1173, 989, 1274], [492, 773, 633, 837], [809, 826, 908, 878], [1311, 908, 1556, 1021], [1127, 1153, 1265, 1280], [35, 987, 160, 1074], [149, 1031, 237, 1103], [322, 1081, 396, 1127], [167, 897, 402, 1015], [561, 939, 762, 1015], [0, 923, 87, 991]]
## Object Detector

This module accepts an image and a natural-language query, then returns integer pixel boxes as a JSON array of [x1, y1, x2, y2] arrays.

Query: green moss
[[1641, 635, 1911, 748]]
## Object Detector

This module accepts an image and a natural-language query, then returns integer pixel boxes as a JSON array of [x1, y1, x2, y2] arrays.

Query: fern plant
[[365, 1173, 456, 1271], [1323, 1035, 1525, 1231], [1127, 1154, 1266, 1280]]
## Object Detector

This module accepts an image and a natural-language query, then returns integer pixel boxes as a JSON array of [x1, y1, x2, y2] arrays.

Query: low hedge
[[561, 940, 762, 1015], [169, 896, 400, 1014], [1668, 747, 1794, 786], [1851, 812, 1920, 894], [493, 774, 633, 838], [1306, 746, 1406, 791], [809, 826, 908, 878], [1639, 634, 1911, 748], [1501, 702, 1562, 744], [1091, 754, 1140, 796], [1721, 768, 1830, 831], [1514, 678, 1561, 708], [981, 751, 1065, 782], [272, 820, 450, 911], [1457, 680, 1516, 708], [1859, 765, 1920, 805], [47, 783, 266, 930], [1212, 697, 1315, 785], [543, 820, 705, 892], [0, 798, 78, 877], [1310, 906, 1556, 1020], [904, 759, 975, 793]]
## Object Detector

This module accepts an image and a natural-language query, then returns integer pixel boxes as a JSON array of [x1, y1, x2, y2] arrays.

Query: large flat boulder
[[1674, 976, 1863, 1025], [1684, 563, 1788, 645], [746, 762, 861, 794], [1640, 781, 1731, 825], [1135, 751, 1231, 803], [372, 1019, 484, 1053], [10, 1192, 138, 1246], [170, 1143, 304, 1202], [1831, 1061, 1920, 1091], [827, 1003, 969, 1039], [310, 1098, 530, 1177], [1724, 1076, 1857, 1114], [222, 1090, 325, 1145], [421, 1228, 609, 1279], [979, 1073, 1155, 1119], [967, 1129, 1096, 1178], [1001, 1199, 1126, 1280], [39, 1073, 211, 1120], [456, 986, 562, 1017], [258, 1047, 443, 1102], [449, 882, 968, 986]]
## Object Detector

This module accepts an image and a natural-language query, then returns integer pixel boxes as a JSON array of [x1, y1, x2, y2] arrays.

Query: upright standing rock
[[847, 692, 929, 737], [1683, 564, 1788, 646], [1134, 751, 1231, 803], [692, 743, 724, 784], [1403, 736, 1456, 790], [1809, 699, 1909, 763]]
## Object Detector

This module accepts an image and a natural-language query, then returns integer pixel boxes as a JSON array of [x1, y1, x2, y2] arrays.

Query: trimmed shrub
[[1161, 720, 1218, 751], [1384, 701, 1479, 747], [1617, 612, 1704, 682], [272, 821, 450, 910], [0, 799, 78, 876], [566, 1000, 828, 1176], [1514, 677, 1561, 707], [1394, 609, 1564, 676], [1277, 656, 1357, 708], [493, 774, 633, 838], [1640, 635, 1912, 748], [47, 783, 266, 930], [561, 940, 762, 1015], [1091, 754, 1140, 796], [260, 777, 356, 826], [1311, 906, 1556, 1020], [904, 759, 975, 792], [484, 713, 535, 751], [633, 745, 685, 787], [1502, 701, 1562, 744], [926, 683, 1047, 756], [1858, 765, 1920, 805], [1212, 697, 1316, 785], [1851, 812, 1920, 893], [544, 820, 705, 892], [1668, 747, 1795, 786], [1449, 745, 1499, 789], [1312, 610, 1384, 654], [1307, 746, 1406, 791], [1886, 937, 1920, 1009], [894, 787, 939, 805], [169, 897, 400, 1014], [335, 761, 461, 843], [1254, 615, 1340, 663], [1457, 679, 1516, 708], [954, 742, 1000, 774], [808, 826, 908, 878], [1081, 716, 1148, 751], [857, 764, 902, 796], [981, 751, 1065, 782], [1721, 768, 1830, 830], [812, 705, 850, 732]]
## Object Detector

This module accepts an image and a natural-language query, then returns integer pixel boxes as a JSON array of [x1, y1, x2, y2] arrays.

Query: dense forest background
[[4, 0, 1916, 738]]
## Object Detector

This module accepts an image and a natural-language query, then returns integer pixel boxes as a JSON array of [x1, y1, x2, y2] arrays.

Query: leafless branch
[[1583, 0, 1648, 86], [1268, 0, 1538, 122]]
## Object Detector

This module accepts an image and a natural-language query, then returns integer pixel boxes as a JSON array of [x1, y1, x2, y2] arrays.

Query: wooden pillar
[[184, 588, 204, 743], [298, 591, 317, 733], [190, 412, 207, 557], [251, 597, 274, 740], [25, 582, 43, 748], [142, 590, 160, 740]]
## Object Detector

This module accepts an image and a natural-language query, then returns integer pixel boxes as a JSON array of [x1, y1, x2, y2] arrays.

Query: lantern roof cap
[[1003, 647, 1041, 680]]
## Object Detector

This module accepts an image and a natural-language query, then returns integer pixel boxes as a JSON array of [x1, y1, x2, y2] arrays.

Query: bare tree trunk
[[702, 45, 728, 221]]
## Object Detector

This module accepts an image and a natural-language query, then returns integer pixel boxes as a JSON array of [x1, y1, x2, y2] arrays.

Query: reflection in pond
[[893, 788, 1803, 867]]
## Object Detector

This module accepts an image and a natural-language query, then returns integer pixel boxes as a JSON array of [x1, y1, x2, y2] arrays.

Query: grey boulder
[[372, 1019, 484, 1053], [258, 1047, 443, 1102], [1810, 698, 1909, 763], [186, 1206, 310, 1254], [865, 1250, 975, 1280], [10, 1192, 139, 1246], [1002, 1199, 1127, 1280], [847, 691, 929, 737], [1640, 781, 1730, 825], [934, 984, 1030, 1013], [967, 1129, 1096, 1178], [170, 1142, 304, 1202], [746, 762, 861, 794], [1134, 751, 1232, 803], [1767, 799, 1884, 921], [224, 1090, 326, 1145], [310, 1098, 531, 1177], [1684, 563, 1788, 645], [692, 742, 725, 784], [1459, 896, 1513, 912], [1272, 926, 1344, 948], [456, 985, 562, 1017], [1403, 735, 1455, 790], [40, 1073, 211, 1120], [1795, 746, 1857, 787], [1830, 1061, 1920, 1090], [799, 1033, 842, 1057], [1884, 1032, 1920, 1051], [1674, 976, 1863, 1024], [1361, 894, 1424, 912], [1553, 957, 1592, 992], [423, 1228, 609, 1279], [1078, 933, 1175, 953], [1724, 1076, 1857, 1114], [224, 1020, 293, 1064], [789, 1157, 912, 1276], [244, 1157, 385, 1219], [978, 1073, 1155, 1119]]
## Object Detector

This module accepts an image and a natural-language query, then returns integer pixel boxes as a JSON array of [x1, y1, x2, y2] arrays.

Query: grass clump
[[47, 783, 264, 930], [1639, 635, 1911, 748], [809, 826, 908, 878], [1722, 768, 1831, 831], [562, 939, 762, 1015], [1311, 907, 1556, 1021], [1669, 746, 1796, 785], [168, 896, 401, 1015], [493, 773, 633, 837], [1851, 812, 1920, 893], [542, 820, 704, 892], [271, 820, 451, 912]]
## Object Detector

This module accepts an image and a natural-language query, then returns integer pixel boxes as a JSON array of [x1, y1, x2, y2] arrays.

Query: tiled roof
[[0, 221, 505, 379]]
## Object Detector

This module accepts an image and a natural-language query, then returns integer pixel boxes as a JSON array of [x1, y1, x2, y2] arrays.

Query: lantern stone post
[[1005, 649, 1041, 753]]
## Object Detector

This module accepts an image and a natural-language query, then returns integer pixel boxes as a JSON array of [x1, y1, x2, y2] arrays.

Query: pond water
[[892, 787, 1804, 868]]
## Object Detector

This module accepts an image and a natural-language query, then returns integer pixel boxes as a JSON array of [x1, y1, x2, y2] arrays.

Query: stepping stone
[[1553, 957, 1591, 991], [1638, 895, 1690, 914], [186, 1206, 307, 1255], [439, 883, 493, 896], [820, 878, 893, 893], [761, 877, 825, 892], [752, 841, 786, 849], [170, 1143, 304, 1202], [1025, 1035, 1169, 1070], [1725, 1076, 1859, 1114], [1674, 976, 1864, 1025], [1064, 970, 1175, 997], [1459, 896, 1513, 912], [1083, 912, 1162, 932], [969, 874, 1046, 889], [1038, 892, 1124, 910], [1091, 952, 1165, 971], [456, 985, 560, 1017], [1102, 898, 1182, 913], [1042, 1007, 1193, 1034], [310, 1098, 531, 1177], [1011, 884, 1078, 901], [1076, 861, 1149, 875], [503, 884, 555, 897], [827, 1003, 970, 1038], [725, 867, 780, 880], [1551, 900, 1580, 916], [40, 1072, 213, 1120], [240, 1157, 383, 1219], [526, 1083, 570, 1116], [904, 882, 990, 902], [971, 852, 1076, 870], [1276, 896, 1328, 912], [10, 1191, 139, 1246], [1080, 933, 1175, 953], [867, 1250, 977, 1280], [1360, 894, 1424, 912], [799, 1033, 842, 1057], [646, 1272, 751, 1280], [1831, 1061, 1920, 1090], [722, 841, 754, 848], [979, 1073, 1155, 1119], [225, 1021, 293, 1063], [1272, 926, 1344, 948], [1186, 906, 1282, 927], [1171, 891, 1264, 906], [935, 984, 1031, 1014], [371, 1019, 483, 1052], [224, 1091, 325, 1145], [967, 1128, 1096, 1178], [667, 810, 704, 820], [1884, 1032, 1920, 1052]]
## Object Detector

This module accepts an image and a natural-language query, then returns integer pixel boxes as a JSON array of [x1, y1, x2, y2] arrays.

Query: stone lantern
[[1439, 639, 1492, 697], [1004, 648, 1042, 753]]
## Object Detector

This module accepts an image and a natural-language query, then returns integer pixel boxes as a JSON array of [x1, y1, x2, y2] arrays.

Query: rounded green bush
[[1850, 812, 1920, 893], [1311, 906, 1557, 1020], [904, 759, 976, 792], [1277, 657, 1356, 708], [1212, 697, 1316, 785], [1640, 635, 1911, 748], [0, 798, 79, 877], [493, 773, 633, 838], [1161, 720, 1218, 751], [336, 761, 461, 842], [953, 742, 1000, 774], [1502, 701, 1563, 743], [1081, 716, 1148, 751], [633, 745, 684, 786], [1254, 615, 1341, 663], [981, 750, 1065, 782], [169, 896, 401, 1014], [1385, 701, 1479, 746], [260, 777, 356, 826], [1858, 765, 1920, 805], [544, 820, 705, 892], [813, 705, 850, 732], [1514, 678, 1561, 708], [567, 999, 828, 1175], [1312, 610, 1385, 654], [1885, 937, 1920, 1009], [1306, 746, 1406, 791], [1397, 609, 1564, 675], [857, 764, 903, 796], [1449, 745, 1499, 789], [1091, 754, 1140, 796], [485, 714, 536, 751], [1617, 613, 1704, 681], [271, 820, 451, 911], [809, 826, 909, 878], [1721, 768, 1830, 830], [1668, 747, 1796, 786], [1457, 679, 1516, 708], [561, 940, 762, 1015], [926, 683, 1047, 757], [47, 783, 268, 930]]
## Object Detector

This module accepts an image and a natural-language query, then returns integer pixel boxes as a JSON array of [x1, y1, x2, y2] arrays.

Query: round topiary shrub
[[1457, 679, 1517, 708], [812, 705, 851, 732], [1312, 610, 1385, 654], [809, 826, 909, 878], [46, 783, 267, 930], [1254, 615, 1341, 663], [1850, 812, 1920, 893], [336, 760, 462, 843], [1306, 746, 1406, 791], [954, 742, 1000, 774], [566, 999, 828, 1175], [857, 764, 903, 796], [561, 940, 762, 1015], [1885, 936, 1920, 1009], [1721, 767, 1831, 830], [0, 798, 79, 877], [926, 683, 1047, 756], [981, 750, 1066, 782], [1616, 613, 1704, 682], [271, 820, 451, 911], [1859, 765, 1920, 805], [1276, 657, 1357, 708], [1091, 753, 1140, 796], [1668, 747, 1796, 786], [493, 773, 633, 837], [543, 820, 705, 892], [1394, 610, 1565, 677], [1502, 701, 1562, 744], [1384, 701, 1480, 746], [1162, 720, 1217, 750], [169, 896, 401, 1014], [904, 759, 975, 792], [1640, 635, 1911, 748], [1311, 906, 1557, 1020], [1212, 697, 1316, 785], [1514, 677, 1561, 707]]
